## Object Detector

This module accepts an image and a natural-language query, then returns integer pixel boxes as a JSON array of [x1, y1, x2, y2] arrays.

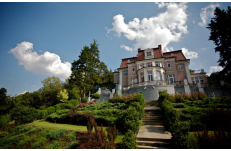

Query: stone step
[[145, 111, 162, 115], [142, 121, 163, 125], [137, 145, 169, 149], [145, 101, 158, 107], [142, 116, 162, 120], [144, 113, 162, 116], [136, 140, 173, 148], [136, 137, 172, 143]]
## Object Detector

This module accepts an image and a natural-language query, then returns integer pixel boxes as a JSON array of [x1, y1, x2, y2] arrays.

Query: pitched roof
[[119, 46, 187, 69]]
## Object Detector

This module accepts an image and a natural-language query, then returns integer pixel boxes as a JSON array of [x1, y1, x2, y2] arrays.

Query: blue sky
[[0, 2, 230, 95]]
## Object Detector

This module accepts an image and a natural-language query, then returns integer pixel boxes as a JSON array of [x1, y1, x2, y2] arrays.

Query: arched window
[[140, 73, 144, 83]]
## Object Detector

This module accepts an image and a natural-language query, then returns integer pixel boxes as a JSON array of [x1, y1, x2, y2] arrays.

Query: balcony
[[122, 80, 184, 90]]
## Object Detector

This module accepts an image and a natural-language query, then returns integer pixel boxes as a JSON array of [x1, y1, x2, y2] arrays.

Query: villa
[[113, 45, 208, 100]]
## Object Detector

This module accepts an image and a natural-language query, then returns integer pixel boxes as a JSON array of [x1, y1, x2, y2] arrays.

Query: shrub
[[30, 138, 47, 149], [198, 92, 207, 100], [114, 93, 121, 98], [107, 125, 118, 143], [12, 106, 38, 124], [0, 131, 8, 138], [14, 125, 27, 132], [109, 94, 134, 104], [0, 134, 24, 149], [82, 97, 88, 103], [46, 106, 55, 114], [18, 126, 32, 134], [16, 137, 31, 148], [66, 131, 78, 141], [186, 132, 199, 149], [121, 107, 141, 134], [170, 121, 190, 148], [46, 129, 67, 140], [68, 99, 79, 106], [0, 114, 11, 128], [25, 127, 42, 135], [62, 141, 79, 149], [57, 89, 69, 102], [68, 87, 80, 100], [194, 127, 231, 149], [44, 140, 60, 149], [92, 93, 101, 99], [39, 105, 46, 110], [120, 130, 137, 149], [37, 110, 48, 119], [40, 129, 51, 137]]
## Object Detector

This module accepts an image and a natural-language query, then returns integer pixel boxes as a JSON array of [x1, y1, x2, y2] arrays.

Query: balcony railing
[[122, 80, 184, 90]]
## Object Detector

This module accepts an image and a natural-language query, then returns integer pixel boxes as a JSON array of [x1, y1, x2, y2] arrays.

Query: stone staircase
[[136, 101, 173, 149]]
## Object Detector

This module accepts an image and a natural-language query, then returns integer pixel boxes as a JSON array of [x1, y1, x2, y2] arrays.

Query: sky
[[0, 2, 230, 96]]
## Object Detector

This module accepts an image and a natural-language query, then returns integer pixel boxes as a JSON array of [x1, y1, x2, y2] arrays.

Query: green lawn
[[27, 121, 124, 143]]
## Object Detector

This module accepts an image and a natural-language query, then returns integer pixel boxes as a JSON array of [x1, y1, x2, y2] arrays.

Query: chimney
[[201, 69, 204, 73], [158, 45, 163, 56], [138, 48, 141, 51]]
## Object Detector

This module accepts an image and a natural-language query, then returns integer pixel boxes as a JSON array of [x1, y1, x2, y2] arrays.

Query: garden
[[158, 91, 231, 149], [0, 93, 145, 149]]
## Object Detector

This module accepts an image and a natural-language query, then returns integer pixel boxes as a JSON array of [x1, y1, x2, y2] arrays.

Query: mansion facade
[[113, 45, 208, 97]]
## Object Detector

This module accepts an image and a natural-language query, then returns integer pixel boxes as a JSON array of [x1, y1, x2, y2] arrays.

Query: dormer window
[[147, 52, 151, 56], [155, 61, 159, 67], [147, 63, 152, 67]]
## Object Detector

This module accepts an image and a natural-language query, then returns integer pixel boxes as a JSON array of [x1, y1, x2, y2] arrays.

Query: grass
[[27, 121, 107, 132]]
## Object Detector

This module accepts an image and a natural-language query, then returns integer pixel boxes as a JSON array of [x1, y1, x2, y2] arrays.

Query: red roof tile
[[119, 57, 137, 68], [163, 50, 187, 61]]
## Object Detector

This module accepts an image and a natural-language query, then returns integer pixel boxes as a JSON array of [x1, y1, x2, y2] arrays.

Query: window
[[199, 77, 204, 84], [212, 92, 219, 97], [191, 77, 195, 84], [167, 75, 175, 84], [178, 64, 183, 70], [140, 73, 144, 83], [167, 61, 171, 68], [195, 77, 199, 83], [156, 71, 161, 81], [177, 91, 183, 95], [155, 61, 159, 67], [117, 74, 119, 80], [148, 71, 153, 81], [146, 52, 151, 56], [147, 63, 152, 67], [124, 70, 127, 77], [132, 66, 135, 72]]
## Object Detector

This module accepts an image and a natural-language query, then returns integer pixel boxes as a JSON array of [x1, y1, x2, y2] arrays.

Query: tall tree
[[70, 40, 103, 100], [207, 6, 231, 75]]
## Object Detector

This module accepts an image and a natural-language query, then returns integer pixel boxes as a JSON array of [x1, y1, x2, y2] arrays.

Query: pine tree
[[207, 6, 231, 75]]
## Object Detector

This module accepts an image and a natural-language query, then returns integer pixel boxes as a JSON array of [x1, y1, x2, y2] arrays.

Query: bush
[[12, 106, 38, 124], [46, 106, 55, 114], [114, 93, 121, 98], [68, 99, 79, 106], [66, 131, 78, 141], [16, 137, 31, 148], [18, 126, 32, 134], [121, 107, 141, 134], [57, 89, 69, 102], [46, 129, 67, 140], [186, 132, 199, 149], [62, 141, 79, 149], [39, 105, 46, 110], [30, 138, 47, 149], [37, 110, 48, 119], [0, 134, 24, 149], [25, 127, 42, 135], [46, 110, 69, 123], [44, 140, 60, 149], [92, 93, 101, 99], [120, 130, 137, 149], [40, 129, 51, 137], [109, 94, 134, 104], [0, 131, 8, 138], [82, 97, 88, 103], [68, 87, 80, 100], [0, 114, 11, 128]]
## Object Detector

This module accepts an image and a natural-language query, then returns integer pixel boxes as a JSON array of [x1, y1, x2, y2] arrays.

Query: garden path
[[136, 101, 173, 149]]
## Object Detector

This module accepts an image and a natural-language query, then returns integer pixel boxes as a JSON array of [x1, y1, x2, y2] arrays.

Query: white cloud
[[210, 66, 223, 73], [9, 41, 71, 81], [107, 2, 188, 51], [18, 91, 28, 95], [165, 46, 174, 52], [181, 48, 198, 59], [198, 3, 219, 27], [120, 44, 133, 52], [32, 85, 36, 88]]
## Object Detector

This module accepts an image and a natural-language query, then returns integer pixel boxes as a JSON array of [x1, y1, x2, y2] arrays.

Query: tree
[[207, 6, 231, 75], [57, 89, 69, 102], [70, 40, 102, 100]]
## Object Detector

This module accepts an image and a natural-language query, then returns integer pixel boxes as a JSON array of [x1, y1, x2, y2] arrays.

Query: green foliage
[[120, 130, 137, 149], [44, 140, 60, 149], [82, 97, 88, 103], [57, 89, 69, 102], [0, 134, 24, 149], [0, 131, 8, 138], [25, 127, 42, 135], [16, 137, 31, 148], [40, 129, 51, 137], [37, 110, 48, 119], [121, 106, 141, 134], [68, 87, 80, 100], [18, 126, 32, 134], [186, 132, 199, 149], [14, 125, 27, 132], [62, 141, 79, 149], [0, 114, 11, 127], [68, 99, 79, 106], [46, 109, 69, 123], [46, 129, 67, 140], [30, 137, 47, 149], [39, 105, 46, 110], [46, 106, 55, 114], [12, 106, 38, 124], [92, 93, 101, 99], [109, 94, 134, 103], [66, 131, 78, 141], [114, 93, 121, 98]]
